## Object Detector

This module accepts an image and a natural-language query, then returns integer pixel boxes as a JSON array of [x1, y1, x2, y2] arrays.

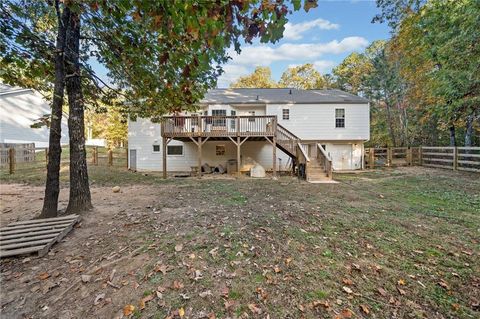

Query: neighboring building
[[0, 84, 69, 147], [128, 88, 370, 180]]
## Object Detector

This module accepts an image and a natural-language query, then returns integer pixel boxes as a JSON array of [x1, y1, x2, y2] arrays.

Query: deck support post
[[198, 137, 202, 178], [237, 136, 241, 178], [272, 135, 277, 178], [162, 137, 167, 179]]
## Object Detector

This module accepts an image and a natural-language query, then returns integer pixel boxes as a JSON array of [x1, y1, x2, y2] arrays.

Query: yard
[[0, 167, 479, 318]]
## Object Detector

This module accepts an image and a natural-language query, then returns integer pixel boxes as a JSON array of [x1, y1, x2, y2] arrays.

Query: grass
[[1, 167, 479, 318]]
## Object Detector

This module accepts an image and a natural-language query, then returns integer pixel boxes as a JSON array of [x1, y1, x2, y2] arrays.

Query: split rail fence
[[0, 144, 128, 175], [365, 146, 480, 173]]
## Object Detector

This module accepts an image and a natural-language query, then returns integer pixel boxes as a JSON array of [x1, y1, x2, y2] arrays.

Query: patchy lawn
[[0, 167, 479, 318]]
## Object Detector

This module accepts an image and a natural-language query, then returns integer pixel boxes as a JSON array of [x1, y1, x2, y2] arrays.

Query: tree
[[1, 0, 319, 215], [332, 52, 372, 95], [230, 67, 278, 88], [278, 63, 325, 89]]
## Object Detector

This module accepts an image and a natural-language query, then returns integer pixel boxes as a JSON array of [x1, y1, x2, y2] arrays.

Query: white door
[[330, 144, 352, 170]]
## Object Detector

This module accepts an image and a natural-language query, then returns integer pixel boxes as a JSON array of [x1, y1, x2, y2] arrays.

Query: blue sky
[[217, 0, 390, 87]]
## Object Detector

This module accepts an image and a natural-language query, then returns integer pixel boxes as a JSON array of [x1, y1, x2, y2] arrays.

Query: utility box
[[227, 159, 237, 174]]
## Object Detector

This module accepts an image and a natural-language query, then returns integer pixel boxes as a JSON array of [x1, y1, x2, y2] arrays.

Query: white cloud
[[283, 18, 340, 40], [216, 64, 250, 88], [230, 37, 368, 66]]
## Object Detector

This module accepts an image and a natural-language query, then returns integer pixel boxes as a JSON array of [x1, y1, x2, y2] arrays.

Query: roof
[[201, 88, 369, 105], [0, 83, 32, 96]]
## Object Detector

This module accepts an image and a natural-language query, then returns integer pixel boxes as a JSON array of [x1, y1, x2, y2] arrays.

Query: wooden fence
[[365, 146, 480, 172], [0, 145, 128, 175]]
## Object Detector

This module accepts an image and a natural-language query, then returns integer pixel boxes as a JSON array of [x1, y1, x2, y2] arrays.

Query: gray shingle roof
[[201, 88, 368, 104]]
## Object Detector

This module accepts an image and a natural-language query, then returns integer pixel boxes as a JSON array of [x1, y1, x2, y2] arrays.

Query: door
[[230, 110, 236, 132], [129, 149, 137, 171], [331, 144, 352, 170]]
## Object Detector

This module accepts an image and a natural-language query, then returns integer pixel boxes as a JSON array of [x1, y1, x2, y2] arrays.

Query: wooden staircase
[[276, 124, 333, 182]]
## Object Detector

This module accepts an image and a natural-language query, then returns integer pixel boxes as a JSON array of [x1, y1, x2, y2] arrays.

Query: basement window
[[335, 108, 345, 128], [167, 145, 183, 156], [152, 144, 160, 153], [216, 145, 226, 156], [282, 109, 290, 120]]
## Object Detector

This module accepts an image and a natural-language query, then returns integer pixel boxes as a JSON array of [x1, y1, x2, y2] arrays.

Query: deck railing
[[316, 143, 333, 179], [161, 115, 276, 138]]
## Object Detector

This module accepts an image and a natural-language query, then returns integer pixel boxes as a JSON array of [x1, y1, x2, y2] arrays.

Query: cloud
[[283, 18, 340, 40], [216, 64, 250, 88], [230, 36, 369, 66], [287, 60, 336, 74]]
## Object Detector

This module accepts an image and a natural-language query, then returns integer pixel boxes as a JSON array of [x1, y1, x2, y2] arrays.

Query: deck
[[161, 115, 277, 141]]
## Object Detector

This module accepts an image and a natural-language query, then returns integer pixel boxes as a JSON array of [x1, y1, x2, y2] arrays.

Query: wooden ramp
[[0, 215, 80, 258]]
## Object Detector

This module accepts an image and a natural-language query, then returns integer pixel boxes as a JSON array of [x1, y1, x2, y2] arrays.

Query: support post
[[272, 117, 277, 178], [387, 147, 393, 167], [198, 137, 202, 178], [108, 149, 113, 166], [406, 147, 412, 166], [126, 147, 129, 169], [162, 137, 167, 179], [237, 136, 241, 178], [453, 146, 458, 170], [419, 147, 423, 166], [92, 147, 96, 165], [369, 148, 375, 169], [9, 148, 15, 174]]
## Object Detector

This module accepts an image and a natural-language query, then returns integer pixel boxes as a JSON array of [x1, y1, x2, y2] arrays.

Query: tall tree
[[332, 52, 372, 95], [230, 66, 278, 88], [278, 63, 325, 89], [2, 0, 319, 215]]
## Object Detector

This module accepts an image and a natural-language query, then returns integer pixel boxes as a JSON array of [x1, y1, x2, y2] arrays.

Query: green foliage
[[279, 63, 326, 89], [230, 66, 278, 88]]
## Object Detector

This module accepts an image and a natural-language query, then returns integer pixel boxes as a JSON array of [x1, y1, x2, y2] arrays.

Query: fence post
[[126, 148, 129, 169], [406, 147, 412, 166], [8, 148, 15, 174], [453, 146, 458, 170], [108, 149, 113, 166], [91, 147, 96, 165], [369, 148, 375, 169], [419, 147, 423, 166], [387, 147, 393, 167]]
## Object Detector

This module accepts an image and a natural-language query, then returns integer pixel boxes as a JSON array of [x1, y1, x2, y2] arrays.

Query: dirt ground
[[0, 167, 479, 319]]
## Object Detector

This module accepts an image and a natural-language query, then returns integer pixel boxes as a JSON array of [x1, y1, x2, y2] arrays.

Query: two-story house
[[127, 88, 370, 181]]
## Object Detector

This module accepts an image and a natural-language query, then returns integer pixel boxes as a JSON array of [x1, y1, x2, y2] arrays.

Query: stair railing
[[316, 143, 333, 179]]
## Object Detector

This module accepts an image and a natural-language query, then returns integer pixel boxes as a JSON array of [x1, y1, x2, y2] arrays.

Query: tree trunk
[[385, 103, 397, 147], [65, 11, 92, 214], [464, 113, 474, 147], [40, 4, 70, 218], [449, 125, 456, 147]]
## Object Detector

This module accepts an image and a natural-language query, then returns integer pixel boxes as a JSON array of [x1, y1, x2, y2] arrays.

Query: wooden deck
[[161, 115, 277, 139], [0, 215, 80, 258]]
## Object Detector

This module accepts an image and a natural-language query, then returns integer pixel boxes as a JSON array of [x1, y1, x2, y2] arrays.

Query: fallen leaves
[[139, 294, 154, 310], [178, 307, 185, 317], [342, 286, 353, 294], [174, 244, 183, 252], [248, 303, 262, 314], [397, 279, 406, 286], [377, 287, 388, 297], [37, 272, 50, 280], [123, 304, 135, 316], [359, 304, 370, 315]]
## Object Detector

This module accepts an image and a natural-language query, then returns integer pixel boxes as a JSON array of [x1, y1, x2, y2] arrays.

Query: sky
[[216, 0, 391, 87]]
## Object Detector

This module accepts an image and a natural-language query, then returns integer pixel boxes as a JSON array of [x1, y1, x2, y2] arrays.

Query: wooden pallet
[[0, 215, 80, 258]]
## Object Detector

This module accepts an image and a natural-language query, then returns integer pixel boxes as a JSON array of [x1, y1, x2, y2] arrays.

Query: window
[[152, 144, 160, 153], [212, 109, 226, 126], [167, 145, 183, 156], [248, 111, 255, 122], [230, 110, 236, 130], [282, 109, 290, 120], [335, 108, 345, 128], [216, 145, 226, 156]]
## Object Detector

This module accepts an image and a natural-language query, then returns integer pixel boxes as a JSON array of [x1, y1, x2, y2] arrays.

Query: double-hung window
[[211, 109, 226, 126], [335, 108, 345, 128], [282, 109, 290, 120]]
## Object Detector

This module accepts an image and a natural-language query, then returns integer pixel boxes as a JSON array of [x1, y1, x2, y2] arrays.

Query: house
[[128, 88, 369, 181], [0, 83, 69, 148]]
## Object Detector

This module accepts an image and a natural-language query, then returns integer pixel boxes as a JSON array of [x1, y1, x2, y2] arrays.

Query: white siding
[[0, 90, 69, 147], [267, 103, 369, 141], [128, 118, 290, 171]]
